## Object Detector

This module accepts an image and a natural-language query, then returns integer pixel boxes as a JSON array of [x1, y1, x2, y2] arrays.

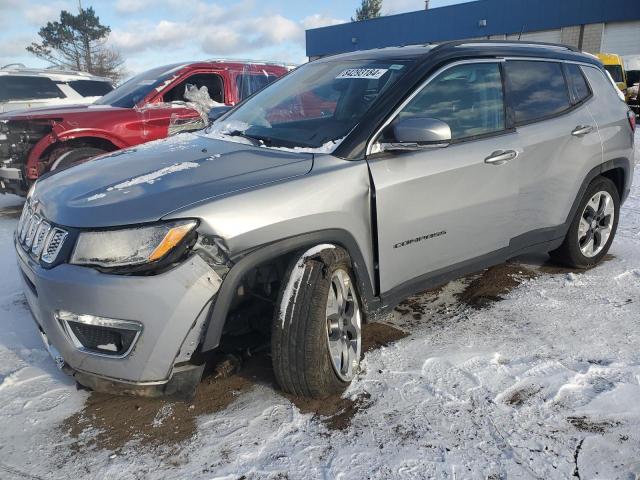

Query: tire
[[50, 147, 108, 171], [272, 245, 362, 398], [550, 176, 620, 269]]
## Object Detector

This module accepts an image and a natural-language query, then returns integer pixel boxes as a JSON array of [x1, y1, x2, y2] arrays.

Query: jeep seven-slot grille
[[16, 202, 68, 264]]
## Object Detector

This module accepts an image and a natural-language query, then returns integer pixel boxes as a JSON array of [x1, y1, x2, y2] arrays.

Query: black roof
[[315, 40, 601, 67]]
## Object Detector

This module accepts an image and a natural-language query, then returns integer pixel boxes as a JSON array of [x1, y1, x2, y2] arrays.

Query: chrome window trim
[[366, 58, 506, 156]]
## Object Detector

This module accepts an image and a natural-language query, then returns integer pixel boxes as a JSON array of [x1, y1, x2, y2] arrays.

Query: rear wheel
[[50, 147, 108, 171], [550, 176, 620, 268], [272, 246, 362, 398]]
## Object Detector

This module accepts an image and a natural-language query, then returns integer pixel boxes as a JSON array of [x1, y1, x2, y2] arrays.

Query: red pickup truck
[[0, 60, 290, 196]]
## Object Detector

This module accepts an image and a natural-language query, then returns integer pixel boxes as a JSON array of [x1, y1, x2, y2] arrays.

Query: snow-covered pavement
[[0, 135, 638, 479]]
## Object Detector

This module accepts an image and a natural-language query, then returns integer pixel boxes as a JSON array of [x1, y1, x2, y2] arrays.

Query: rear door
[[367, 60, 521, 293], [503, 60, 603, 239]]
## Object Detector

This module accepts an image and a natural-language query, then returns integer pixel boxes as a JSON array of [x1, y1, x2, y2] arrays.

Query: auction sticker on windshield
[[336, 68, 388, 79]]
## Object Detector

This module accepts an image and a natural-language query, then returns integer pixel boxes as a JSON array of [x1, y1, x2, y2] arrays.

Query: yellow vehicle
[[596, 53, 629, 100]]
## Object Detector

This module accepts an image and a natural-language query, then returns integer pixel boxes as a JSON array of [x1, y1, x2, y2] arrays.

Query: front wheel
[[550, 176, 620, 269], [272, 246, 362, 398]]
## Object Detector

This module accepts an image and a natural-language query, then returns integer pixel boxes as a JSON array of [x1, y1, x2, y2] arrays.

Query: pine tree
[[26, 6, 125, 82], [352, 0, 383, 22]]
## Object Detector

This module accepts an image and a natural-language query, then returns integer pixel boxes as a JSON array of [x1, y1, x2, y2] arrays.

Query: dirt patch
[[503, 385, 542, 406], [457, 263, 538, 309], [539, 254, 615, 274], [395, 285, 445, 320], [567, 415, 621, 434], [61, 323, 403, 452], [288, 391, 372, 431], [362, 322, 408, 353], [61, 367, 255, 453]]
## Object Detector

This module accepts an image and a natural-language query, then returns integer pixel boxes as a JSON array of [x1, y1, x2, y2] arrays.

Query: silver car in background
[[15, 41, 635, 398]]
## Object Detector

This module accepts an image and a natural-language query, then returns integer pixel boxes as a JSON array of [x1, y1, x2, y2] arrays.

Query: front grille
[[16, 201, 68, 265]]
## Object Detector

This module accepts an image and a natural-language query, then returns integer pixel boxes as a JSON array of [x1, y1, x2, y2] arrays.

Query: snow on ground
[[0, 135, 639, 479]]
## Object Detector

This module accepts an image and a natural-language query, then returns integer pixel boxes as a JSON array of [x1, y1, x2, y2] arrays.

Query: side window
[[565, 64, 591, 105], [236, 73, 279, 101], [504, 61, 571, 125], [0, 76, 64, 101], [390, 62, 505, 141], [163, 73, 224, 103], [68, 80, 114, 97]]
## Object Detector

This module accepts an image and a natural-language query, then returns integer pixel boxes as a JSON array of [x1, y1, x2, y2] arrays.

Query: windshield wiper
[[227, 130, 273, 146]]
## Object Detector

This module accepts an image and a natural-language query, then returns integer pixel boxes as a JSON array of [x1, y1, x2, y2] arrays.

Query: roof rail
[[204, 58, 296, 68], [1, 63, 27, 69], [432, 39, 581, 53]]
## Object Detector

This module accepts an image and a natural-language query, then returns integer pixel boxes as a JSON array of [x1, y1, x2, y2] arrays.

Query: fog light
[[56, 310, 142, 358]]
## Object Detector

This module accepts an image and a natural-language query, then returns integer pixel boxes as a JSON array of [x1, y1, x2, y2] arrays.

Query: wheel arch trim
[[563, 158, 630, 234], [200, 229, 377, 352]]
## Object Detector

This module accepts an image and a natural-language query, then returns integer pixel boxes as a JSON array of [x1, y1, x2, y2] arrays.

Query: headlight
[[70, 220, 197, 269]]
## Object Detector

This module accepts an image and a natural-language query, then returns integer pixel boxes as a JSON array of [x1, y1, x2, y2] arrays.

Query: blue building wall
[[306, 0, 640, 57]]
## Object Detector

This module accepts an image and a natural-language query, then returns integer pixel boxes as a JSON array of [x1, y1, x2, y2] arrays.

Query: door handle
[[571, 125, 594, 136], [484, 150, 518, 165]]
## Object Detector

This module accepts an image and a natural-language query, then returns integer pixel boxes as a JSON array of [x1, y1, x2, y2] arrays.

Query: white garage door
[[602, 21, 640, 56], [506, 29, 562, 43]]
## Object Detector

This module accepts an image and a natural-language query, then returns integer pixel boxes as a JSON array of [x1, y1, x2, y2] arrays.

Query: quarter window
[[236, 73, 279, 101], [0, 76, 64, 102], [603, 65, 624, 83], [68, 80, 114, 97], [392, 62, 505, 141], [565, 64, 591, 104], [504, 61, 571, 125]]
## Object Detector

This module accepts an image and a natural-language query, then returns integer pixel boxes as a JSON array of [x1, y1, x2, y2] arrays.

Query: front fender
[[26, 127, 130, 179], [200, 229, 379, 352]]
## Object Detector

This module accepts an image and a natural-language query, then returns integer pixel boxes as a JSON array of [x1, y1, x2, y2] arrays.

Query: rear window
[[236, 73, 280, 101], [604, 65, 624, 83], [68, 80, 113, 97], [504, 61, 571, 125], [0, 75, 64, 102], [565, 64, 591, 104]]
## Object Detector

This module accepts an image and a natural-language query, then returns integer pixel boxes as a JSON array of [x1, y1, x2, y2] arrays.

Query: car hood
[[0, 104, 120, 120], [32, 132, 314, 228]]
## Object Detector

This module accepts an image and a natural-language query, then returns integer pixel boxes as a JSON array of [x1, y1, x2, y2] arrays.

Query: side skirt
[[373, 228, 564, 318]]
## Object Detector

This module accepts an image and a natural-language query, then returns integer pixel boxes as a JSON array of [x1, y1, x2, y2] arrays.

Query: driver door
[[367, 60, 521, 293]]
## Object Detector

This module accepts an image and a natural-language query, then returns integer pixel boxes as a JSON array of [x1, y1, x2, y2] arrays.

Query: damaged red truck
[[0, 60, 290, 196]]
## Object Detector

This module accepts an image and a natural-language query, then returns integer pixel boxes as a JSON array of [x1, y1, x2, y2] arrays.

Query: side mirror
[[208, 105, 232, 123], [379, 117, 452, 152]]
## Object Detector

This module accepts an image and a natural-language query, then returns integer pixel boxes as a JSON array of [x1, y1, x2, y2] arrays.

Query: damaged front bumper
[[0, 119, 52, 196], [16, 240, 223, 398]]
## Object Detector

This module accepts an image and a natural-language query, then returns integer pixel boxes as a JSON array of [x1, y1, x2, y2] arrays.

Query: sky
[[0, 0, 469, 77]]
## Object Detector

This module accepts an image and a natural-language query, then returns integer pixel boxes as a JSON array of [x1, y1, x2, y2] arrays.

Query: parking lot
[[0, 133, 637, 479]]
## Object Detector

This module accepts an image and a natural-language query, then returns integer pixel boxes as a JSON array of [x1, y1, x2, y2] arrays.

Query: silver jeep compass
[[15, 41, 635, 398]]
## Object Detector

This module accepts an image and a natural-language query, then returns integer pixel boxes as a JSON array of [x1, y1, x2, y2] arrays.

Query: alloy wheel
[[325, 268, 361, 381], [578, 190, 615, 258]]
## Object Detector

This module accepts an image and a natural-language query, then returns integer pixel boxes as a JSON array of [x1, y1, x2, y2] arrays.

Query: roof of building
[[306, 0, 640, 58]]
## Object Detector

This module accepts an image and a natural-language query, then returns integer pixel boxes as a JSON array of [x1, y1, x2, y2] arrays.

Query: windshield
[[94, 64, 184, 108], [604, 65, 624, 84], [207, 59, 412, 151]]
